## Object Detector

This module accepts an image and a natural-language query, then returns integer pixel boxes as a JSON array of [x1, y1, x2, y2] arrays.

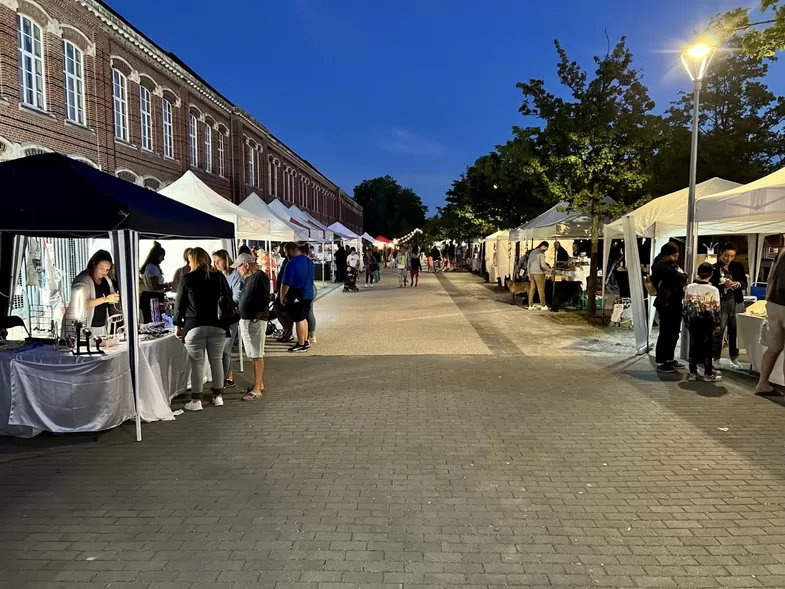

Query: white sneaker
[[364, 284, 369, 288], [729, 359, 742, 370], [687, 373, 698, 382], [184, 400, 203, 411], [704, 373, 723, 382], [212, 396, 224, 407]]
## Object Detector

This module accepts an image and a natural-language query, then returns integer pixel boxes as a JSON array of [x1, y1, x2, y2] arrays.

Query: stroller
[[344, 268, 359, 292]]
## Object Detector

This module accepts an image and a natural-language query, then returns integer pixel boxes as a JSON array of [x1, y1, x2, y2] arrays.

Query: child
[[683, 262, 722, 382]]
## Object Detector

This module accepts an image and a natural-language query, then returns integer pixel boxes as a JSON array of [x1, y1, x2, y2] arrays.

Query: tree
[[445, 137, 554, 231], [650, 37, 785, 196], [517, 37, 659, 315], [353, 176, 427, 239], [714, 2, 785, 58]]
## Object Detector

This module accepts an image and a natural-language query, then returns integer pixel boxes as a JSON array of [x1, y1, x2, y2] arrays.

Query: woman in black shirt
[[173, 247, 230, 411], [65, 250, 120, 336]]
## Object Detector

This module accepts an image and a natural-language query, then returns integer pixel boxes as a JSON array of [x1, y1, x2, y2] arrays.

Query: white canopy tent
[[238, 193, 302, 241], [289, 205, 335, 241], [695, 166, 785, 285], [361, 232, 375, 243], [160, 171, 270, 240], [484, 229, 514, 284], [509, 201, 605, 243], [267, 200, 322, 240], [329, 222, 359, 240]]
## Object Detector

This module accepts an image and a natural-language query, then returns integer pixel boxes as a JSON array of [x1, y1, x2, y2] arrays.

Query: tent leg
[[238, 330, 244, 373]]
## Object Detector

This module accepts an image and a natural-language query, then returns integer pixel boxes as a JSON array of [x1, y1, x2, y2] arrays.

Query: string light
[[396, 228, 422, 243]]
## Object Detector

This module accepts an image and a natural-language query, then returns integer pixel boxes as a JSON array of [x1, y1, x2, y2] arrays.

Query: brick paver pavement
[[2, 271, 785, 589]]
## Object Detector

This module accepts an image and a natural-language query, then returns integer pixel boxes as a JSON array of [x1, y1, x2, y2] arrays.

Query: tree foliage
[[713, 2, 785, 58], [650, 36, 785, 196], [353, 176, 427, 239], [517, 37, 659, 314]]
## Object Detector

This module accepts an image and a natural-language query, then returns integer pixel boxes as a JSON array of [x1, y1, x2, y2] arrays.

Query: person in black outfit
[[173, 247, 230, 411], [554, 241, 570, 263], [710, 242, 747, 369], [651, 242, 688, 372], [334, 243, 347, 283]]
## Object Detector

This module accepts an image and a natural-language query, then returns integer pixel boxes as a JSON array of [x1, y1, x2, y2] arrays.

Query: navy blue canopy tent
[[0, 153, 235, 441]]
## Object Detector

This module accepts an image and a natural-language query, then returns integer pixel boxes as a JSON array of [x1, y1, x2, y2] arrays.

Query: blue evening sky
[[109, 0, 783, 213]]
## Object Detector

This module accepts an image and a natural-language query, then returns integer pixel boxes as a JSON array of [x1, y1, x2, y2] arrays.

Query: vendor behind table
[[64, 249, 121, 337]]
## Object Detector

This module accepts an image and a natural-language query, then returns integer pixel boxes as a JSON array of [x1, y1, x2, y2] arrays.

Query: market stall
[[0, 154, 235, 440], [484, 229, 513, 284], [601, 178, 741, 353]]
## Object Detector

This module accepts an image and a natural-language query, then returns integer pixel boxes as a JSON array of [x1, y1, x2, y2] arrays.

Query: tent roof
[[361, 232, 375, 243], [375, 235, 393, 244], [238, 193, 301, 241], [329, 222, 359, 240], [268, 200, 322, 240], [510, 198, 615, 241], [288, 205, 333, 240], [160, 171, 270, 239], [694, 167, 785, 235], [0, 154, 234, 239], [485, 229, 511, 241], [604, 178, 741, 239]]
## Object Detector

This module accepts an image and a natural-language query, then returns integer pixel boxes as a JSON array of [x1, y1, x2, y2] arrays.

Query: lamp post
[[679, 41, 715, 282]]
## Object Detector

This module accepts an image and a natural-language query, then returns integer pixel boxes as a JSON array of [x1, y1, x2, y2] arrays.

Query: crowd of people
[[651, 240, 785, 389], [65, 240, 318, 412]]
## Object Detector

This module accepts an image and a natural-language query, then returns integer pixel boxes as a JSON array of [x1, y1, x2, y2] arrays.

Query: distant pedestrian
[[396, 247, 409, 287], [527, 241, 550, 311], [364, 250, 376, 288], [409, 246, 421, 287]]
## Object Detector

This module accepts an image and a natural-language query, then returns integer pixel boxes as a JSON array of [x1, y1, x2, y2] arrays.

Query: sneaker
[[184, 400, 203, 411], [277, 331, 292, 343], [308, 333, 316, 343], [687, 373, 698, 382], [364, 284, 369, 288], [657, 364, 676, 373], [288, 343, 310, 353], [668, 360, 685, 369], [212, 396, 224, 407], [729, 359, 742, 370], [704, 373, 723, 382]]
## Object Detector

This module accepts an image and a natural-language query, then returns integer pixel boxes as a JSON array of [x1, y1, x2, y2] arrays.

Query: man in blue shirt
[[280, 242, 315, 353]]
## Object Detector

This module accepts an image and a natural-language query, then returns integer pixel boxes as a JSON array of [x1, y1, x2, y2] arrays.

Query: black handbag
[[217, 273, 240, 324]]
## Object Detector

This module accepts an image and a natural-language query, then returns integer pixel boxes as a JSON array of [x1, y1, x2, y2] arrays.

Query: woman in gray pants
[[173, 247, 229, 411], [213, 249, 244, 386]]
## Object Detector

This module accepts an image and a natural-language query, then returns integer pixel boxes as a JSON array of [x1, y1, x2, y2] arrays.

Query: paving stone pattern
[[2, 273, 785, 589]]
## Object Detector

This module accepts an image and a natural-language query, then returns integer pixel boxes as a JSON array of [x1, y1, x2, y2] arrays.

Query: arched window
[[62, 41, 85, 125], [189, 115, 198, 167], [217, 133, 225, 177], [17, 15, 46, 110], [143, 177, 162, 191], [116, 170, 139, 184], [162, 99, 174, 159], [246, 144, 255, 187], [139, 85, 153, 151], [113, 70, 129, 141], [204, 125, 212, 173]]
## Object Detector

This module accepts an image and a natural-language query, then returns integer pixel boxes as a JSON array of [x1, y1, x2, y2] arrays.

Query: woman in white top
[[139, 241, 170, 323]]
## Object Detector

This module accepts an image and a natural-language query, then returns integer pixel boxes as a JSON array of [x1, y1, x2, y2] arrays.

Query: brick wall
[[0, 0, 361, 228]]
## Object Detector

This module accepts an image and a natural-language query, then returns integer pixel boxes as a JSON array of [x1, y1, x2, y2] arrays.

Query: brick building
[[0, 0, 363, 233]]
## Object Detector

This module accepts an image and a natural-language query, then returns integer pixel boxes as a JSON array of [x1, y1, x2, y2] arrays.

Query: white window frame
[[112, 70, 129, 142], [204, 125, 212, 173], [62, 40, 85, 124], [247, 145, 255, 186], [139, 86, 153, 151], [17, 15, 46, 110], [218, 133, 225, 177], [189, 115, 198, 167], [162, 99, 174, 159]]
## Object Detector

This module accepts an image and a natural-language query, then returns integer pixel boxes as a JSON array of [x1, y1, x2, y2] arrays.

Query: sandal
[[242, 389, 264, 401], [224, 378, 235, 388]]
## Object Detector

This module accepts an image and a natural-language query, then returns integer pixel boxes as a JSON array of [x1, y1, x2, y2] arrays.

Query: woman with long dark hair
[[65, 250, 120, 336], [173, 247, 230, 410], [140, 241, 170, 323]]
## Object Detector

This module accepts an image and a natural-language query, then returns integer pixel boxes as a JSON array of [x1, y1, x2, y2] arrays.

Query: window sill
[[0, 95, 9, 107], [163, 155, 177, 163], [141, 147, 160, 158], [114, 138, 137, 150], [64, 120, 95, 135], [19, 103, 55, 120]]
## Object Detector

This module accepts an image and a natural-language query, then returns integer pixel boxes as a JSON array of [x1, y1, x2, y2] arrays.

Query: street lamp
[[680, 41, 716, 282]]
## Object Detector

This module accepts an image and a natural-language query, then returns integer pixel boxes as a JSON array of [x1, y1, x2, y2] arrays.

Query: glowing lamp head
[[680, 41, 715, 82]]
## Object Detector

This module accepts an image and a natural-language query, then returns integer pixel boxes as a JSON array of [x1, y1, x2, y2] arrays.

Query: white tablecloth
[[737, 313, 784, 386], [0, 333, 197, 438]]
